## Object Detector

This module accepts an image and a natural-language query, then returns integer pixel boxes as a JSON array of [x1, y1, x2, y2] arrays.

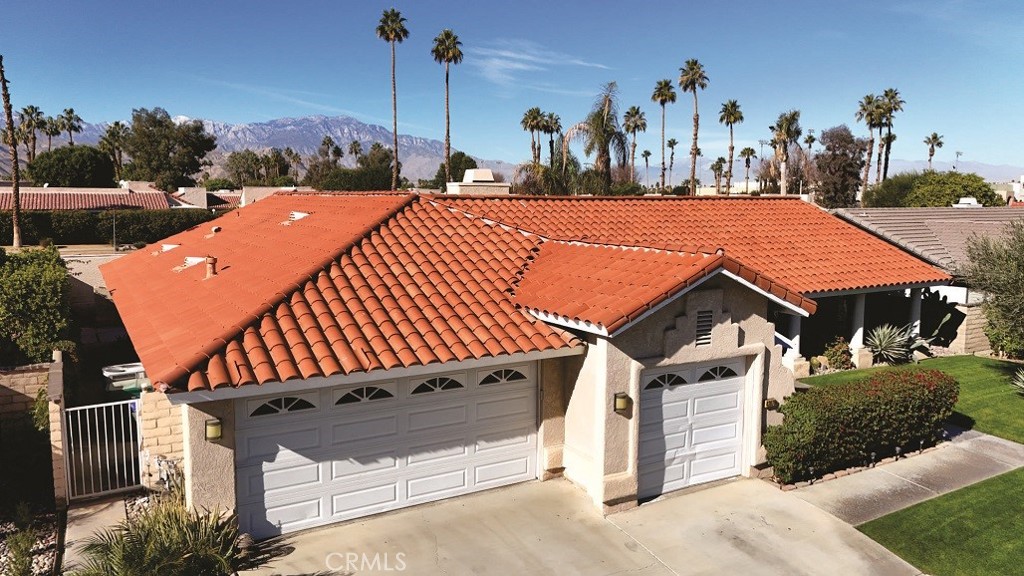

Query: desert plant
[[1012, 368, 1024, 396], [866, 323, 911, 364], [6, 502, 37, 576], [823, 336, 854, 370]]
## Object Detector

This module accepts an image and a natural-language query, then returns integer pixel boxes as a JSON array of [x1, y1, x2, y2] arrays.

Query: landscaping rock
[[0, 513, 58, 576], [781, 484, 796, 492]]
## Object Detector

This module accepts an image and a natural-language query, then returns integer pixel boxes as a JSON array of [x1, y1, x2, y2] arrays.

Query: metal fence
[[64, 399, 143, 500]]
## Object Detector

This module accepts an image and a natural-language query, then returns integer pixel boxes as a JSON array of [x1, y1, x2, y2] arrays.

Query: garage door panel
[[407, 404, 469, 433], [691, 421, 740, 447], [406, 436, 470, 466], [406, 468, 468, 501], [242, 426, 321, 461], [693, 390, 741, 416], [476, 393, 532, 423], [475, 427, 533, 454], [262, 497, 323, 534], [475, 456, 530, 486], [331, 482, 399, 517], [331, 449, 399, 480], [691, 452, 740, 482], [330, 413, 399, 445], [640, 397, 689, 420]]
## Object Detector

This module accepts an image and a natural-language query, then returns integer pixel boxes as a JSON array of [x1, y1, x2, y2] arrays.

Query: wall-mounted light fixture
[[613, 392, 630, 413], [205, 418, 223, 441]]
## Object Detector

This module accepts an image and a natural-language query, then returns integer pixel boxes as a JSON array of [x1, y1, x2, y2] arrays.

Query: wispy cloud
[[468, 39, 611, 97]]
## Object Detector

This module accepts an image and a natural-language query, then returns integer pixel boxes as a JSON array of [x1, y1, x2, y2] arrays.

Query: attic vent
[[281, 210, 310, 225], [161, 244, 180, 252], [696, 310, 713, 347], [172, 256, 206, 272]]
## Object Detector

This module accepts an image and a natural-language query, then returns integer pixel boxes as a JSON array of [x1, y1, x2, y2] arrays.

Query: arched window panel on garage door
[[411, 376, 465, 395], [698, 365, 739, 382], [644, 372, 689, 390], [248, 393, 318, 417], [335, 385, 396, 405], [479, 368, 529, 386]]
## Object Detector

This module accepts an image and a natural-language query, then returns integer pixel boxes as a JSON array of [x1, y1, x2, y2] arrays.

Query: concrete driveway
[[246, 478, 917, 576]]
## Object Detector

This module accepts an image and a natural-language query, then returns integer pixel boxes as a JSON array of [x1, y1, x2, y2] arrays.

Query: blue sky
[[5, 1, 1023, 175]]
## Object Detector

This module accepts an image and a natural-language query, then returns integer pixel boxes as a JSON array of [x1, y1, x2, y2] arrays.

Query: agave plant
[[1012, 368, 1024, 396], [865, 323, 911, 365]]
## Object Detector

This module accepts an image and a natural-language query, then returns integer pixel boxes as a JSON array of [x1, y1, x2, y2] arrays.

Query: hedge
[[764, 367, 959, 483], [0, 209, 220, 245]]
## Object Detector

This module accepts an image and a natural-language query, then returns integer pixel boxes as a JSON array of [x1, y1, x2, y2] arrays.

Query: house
[[0, 185, 175, 211], [100, 193, 949, 538], [171, 187, 242, 212], [834, 206, 1024, 354]]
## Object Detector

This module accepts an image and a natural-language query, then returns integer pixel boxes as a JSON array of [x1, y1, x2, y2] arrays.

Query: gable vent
[[696, 310, 713, 346], [281, 210, 310, 226]]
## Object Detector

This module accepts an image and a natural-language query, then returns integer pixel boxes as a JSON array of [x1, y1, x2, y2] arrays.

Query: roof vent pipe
[[205, 256, 218, 279]]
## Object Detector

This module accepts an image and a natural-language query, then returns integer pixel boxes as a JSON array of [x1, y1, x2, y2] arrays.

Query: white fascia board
[[719, 270, 810, 317], [804, 280, 950, 298], [164, 346, 584, 405], [524, 309, 610, 337]]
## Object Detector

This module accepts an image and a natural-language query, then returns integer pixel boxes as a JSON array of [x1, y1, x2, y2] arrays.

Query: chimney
[[205, 256, 218, 279]]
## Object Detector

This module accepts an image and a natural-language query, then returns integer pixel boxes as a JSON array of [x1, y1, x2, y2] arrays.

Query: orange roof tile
[[436, 196, 951, 295]]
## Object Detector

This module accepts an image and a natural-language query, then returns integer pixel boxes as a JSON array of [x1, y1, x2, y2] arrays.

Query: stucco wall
[[562, 336, 607, 505], [139, 390, 185, 489], [539, 357, 570, 477], [183, 400, 236, 512]]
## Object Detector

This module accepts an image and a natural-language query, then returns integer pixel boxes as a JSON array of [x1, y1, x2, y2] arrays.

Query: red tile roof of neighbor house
[[0, 187, 173, 210], [101, 193, 948, 393]]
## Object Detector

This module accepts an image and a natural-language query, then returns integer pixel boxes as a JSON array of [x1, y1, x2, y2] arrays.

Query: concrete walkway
[[62, 498, 127, 571], [793, 430, 1024, 525]]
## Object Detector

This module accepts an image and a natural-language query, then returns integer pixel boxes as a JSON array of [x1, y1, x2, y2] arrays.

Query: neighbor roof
[[0, 187, 174, 210], [438, 196, 951, 295], [834, 207, 1024, 273]]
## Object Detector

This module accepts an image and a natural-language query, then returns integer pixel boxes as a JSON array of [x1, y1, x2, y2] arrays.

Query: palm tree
[[98, 120, 129, 180], [18, 105, 43, 162], [543, 112, 561, 168], [769, 110, 802, 195], [667, 138, 678, 187], [622, 105, 646, 182], [855, 94, 884, 196], [718, 99, 742, 194], [739, 147, 756, 193], [803, 134, 816, 151], [347, 140, 363, 160], [711, 156, 726, 194], [924, 132, 943, 170], [0, 56, 21, 248], [42, 116, 61, 151], [641, 149, 652, 186], [564, 82, 628, 194], [284, 146, 303, 177], [60, 107, 83, 145], [651, 79, 676, 189], [521, 107, 543, 164], [431, 29, 463, 184], [881, 88, 904, 181], [679, 59, 709, 195], [377, 8, 409, 190]]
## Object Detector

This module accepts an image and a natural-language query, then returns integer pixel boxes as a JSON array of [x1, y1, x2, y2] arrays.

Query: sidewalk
[[62, 498, 127, 572], [790, 429, 1024, 525]]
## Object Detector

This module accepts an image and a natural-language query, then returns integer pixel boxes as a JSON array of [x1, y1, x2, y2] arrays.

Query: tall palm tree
[[641, 149, 652, 186], [718, 99, 742, 194], [98, 120, 129, 180], [564, 82, 628, 194], [739, 147, 756, 194], [377, 8, 409, 190], [431, 29, 463, 184], [769, 110, 802, 195], [521, 107, 543, 164], [622, 105, 646, 182], [284, 146, 303, 176], [543, 112, 561, 168], [651, 79, 676, 189], [42, 116, 61, 151], [60, 107, 83, 145], [855, 94, 884, 196], [924, 132, 943, 170], [803, 134, 816, 151], [667, 138, 678, 187], [0, 56, 21, 248], [711, 157, 726, 194], [679, 59, 708, 195], [881, 88, 904, 181], [18, 105, 43, 162], [347, 140, 362, 160]]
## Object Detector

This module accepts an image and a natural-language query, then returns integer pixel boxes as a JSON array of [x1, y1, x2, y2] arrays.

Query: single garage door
[[235, 364, 537, 538], [638, 359, 745, 498]]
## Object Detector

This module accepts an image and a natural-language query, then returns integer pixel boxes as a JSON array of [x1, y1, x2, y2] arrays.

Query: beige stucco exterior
[[182, 400, 236, 511]]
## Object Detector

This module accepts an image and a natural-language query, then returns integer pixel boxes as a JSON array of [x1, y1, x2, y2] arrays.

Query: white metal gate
[[64, 399, 143, 500]]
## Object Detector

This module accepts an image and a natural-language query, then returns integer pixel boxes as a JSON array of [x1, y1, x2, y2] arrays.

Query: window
[[336, 386, 394, 405], [249, 396, 316, 417], [698, 365, 738, 382], [411, 376, 464, 395], [696, 310, 713, 347], [480, 368, 528, 386], [644, 373, 688, 390]]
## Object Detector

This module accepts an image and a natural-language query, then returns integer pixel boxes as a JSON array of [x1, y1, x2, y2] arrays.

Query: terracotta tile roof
[[438, 196, 951, 295], [0, 188, 173, 210], [101, 193, 579, 392]]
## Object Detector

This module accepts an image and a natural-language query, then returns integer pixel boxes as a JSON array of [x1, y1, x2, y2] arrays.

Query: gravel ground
[[0, 513, 58, 576]]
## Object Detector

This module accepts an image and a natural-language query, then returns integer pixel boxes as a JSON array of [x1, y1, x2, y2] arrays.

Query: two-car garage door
[[235, 364, 537, 538]]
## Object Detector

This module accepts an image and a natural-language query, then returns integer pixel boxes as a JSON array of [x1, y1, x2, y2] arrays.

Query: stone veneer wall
[[139, 390, 185, 489], [952, 304, 992, 356]]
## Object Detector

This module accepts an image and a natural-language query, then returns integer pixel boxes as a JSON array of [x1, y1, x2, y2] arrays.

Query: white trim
[[804, 281, 948, 298], [165, 346, 583, 405], [720, 270, 810, 317], [525, 309, 610, 336]]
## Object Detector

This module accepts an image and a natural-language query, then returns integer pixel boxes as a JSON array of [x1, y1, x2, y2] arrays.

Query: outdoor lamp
[[205, 418, 223, 441], [613, 392, 630, 413]]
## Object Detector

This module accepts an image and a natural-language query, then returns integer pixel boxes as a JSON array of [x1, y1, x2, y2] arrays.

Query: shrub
[[865, 324, 911, 365], [823, 336, 854, 371], [764, 367, 959, 483], [1012, 368, 1024, 396], [6, 526, 36, 576], [0, 209, 219, 245], [0, 246, 73, 364]]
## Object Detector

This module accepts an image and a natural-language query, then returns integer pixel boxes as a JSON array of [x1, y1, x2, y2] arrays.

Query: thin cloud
[[468, 39, 611, 96]]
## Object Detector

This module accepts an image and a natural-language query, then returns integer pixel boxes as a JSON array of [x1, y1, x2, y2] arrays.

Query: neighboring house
[[240, 185, 314, 206], [100, 193, 949, 538], [835, 206, 1024, 355], [0, 186, 174, 211], [172, 187, 241, 212]]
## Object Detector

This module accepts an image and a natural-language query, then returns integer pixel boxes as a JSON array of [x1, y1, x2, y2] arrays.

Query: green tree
[[666, 138, 678, 187], [377, 8, 409, 191], [739, 147, 756, 193], [904, 171, 999, 207], [710, 156, 725, 194], [679, 59, 708, 195], [641, 149, 651, 186], [98, 121, 130, 181], [814, 125, 864, 209], [862, 171, 920, 207], [59, 107, 83, 145], [521, 107, 543, 164], [924, 132, 943, 170], [803, 133, 816, 151], [965, 221, 1024, 357], [719, 99, 743, 193], [431, 29, 463, 184], [204, 177, 236, 191], [225, 149, 264, 186], [651, 79, 676, 189], [0, 247, 72, 364], [1, 55, 22, 247], [622, 106, 646, 182], [41, 116, 61, 151], [18, 105, 43, 162], [28, 145, 115, 187], [423, 150, 477, 190], [121, 107, 217, 192], [769, 110, 802, 195], [855, 94, 884, 195], [565, 82, 628, 194], [347, 140, 362, 160], [881, 88, 905, 181]]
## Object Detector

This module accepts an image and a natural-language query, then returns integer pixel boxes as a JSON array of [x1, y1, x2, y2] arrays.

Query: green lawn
[[859, 467, 1024, 576], [802, 355, 1024, 443]]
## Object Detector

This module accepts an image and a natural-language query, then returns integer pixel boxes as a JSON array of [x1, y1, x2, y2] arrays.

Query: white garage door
[[638, 360, 745, 498], [235, 364, 537, 538]]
